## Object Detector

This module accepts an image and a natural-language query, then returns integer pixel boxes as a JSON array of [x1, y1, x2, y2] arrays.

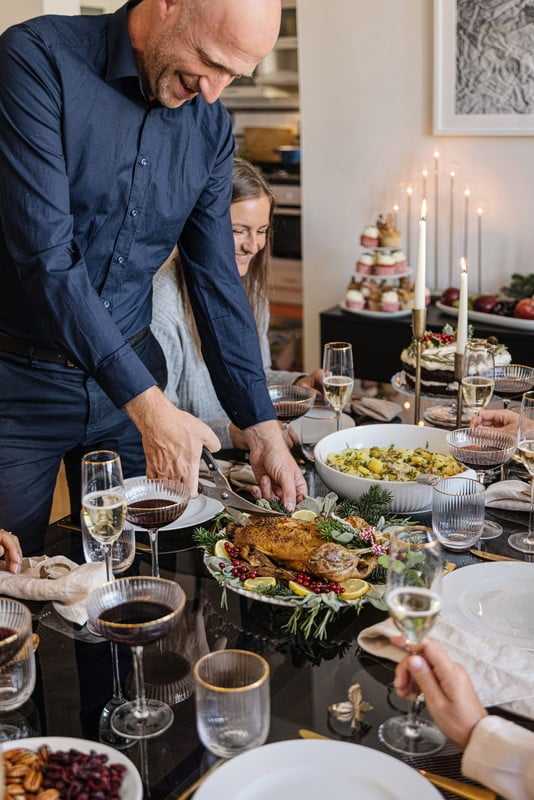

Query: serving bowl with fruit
[[438, 273, 534, 324]]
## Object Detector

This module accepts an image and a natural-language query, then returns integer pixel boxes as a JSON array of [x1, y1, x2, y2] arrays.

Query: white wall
[[1, 1, 80, 31], [298, 0, 534, 369]]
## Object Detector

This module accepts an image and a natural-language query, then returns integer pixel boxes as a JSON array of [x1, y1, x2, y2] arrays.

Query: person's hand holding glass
[[378, 531, 445, 755], [508, 390, 534, 553], [322, 342, 354, 431]]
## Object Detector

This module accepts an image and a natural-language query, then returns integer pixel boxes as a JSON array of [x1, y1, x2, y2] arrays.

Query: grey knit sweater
[[151, 260, 303, 448]]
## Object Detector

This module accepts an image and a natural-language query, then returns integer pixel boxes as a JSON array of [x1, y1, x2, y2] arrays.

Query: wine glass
[[81, 450, 130, 747], [86, 576, 186, 739], [322, 342, 354, 431], [493, 364, 534, 410], [461, 342, 495, 418], [267, 384, 316, 429], [0, 599, 35, 741], [125, 478, 190, 579], [378, 530, 445, 756], [508, 390, 534, 553], [446, 428, 517, 540]]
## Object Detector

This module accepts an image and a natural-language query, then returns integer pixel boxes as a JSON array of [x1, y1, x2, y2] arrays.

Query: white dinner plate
[[195, 739, 441, 799], [435, 300, 534, 331], [442, 562, 534, 649], [1, 736, 142, 799], [339, 301, 412, 318], [289, 410, 354, 438], [125, 477, 223, 530]]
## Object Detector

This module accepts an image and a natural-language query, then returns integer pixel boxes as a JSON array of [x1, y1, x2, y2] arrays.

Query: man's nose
[[199, 72, 234, 104]]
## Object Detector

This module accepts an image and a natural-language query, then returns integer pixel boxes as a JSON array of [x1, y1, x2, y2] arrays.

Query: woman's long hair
[[174, 158, 275, 355]]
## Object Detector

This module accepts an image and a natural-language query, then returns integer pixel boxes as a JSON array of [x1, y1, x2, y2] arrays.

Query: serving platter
[[435, 300, 534, 331], [339, 302, 411, 318]]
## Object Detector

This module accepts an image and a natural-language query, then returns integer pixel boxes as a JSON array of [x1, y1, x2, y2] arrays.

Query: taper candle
[[448, 170, 455, 285], [476, 207, 483, 294], [414, 199, 427, 310], [406, 185, 413, 265], [456, 257, 468, 354], [433, 150, 440, 289], [393, 203, 399, 228], [463, 186, 470, 260], [422, 169, 428, 200]]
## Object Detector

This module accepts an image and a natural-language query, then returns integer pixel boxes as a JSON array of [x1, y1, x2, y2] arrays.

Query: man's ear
[[157, 0, 182, 23]]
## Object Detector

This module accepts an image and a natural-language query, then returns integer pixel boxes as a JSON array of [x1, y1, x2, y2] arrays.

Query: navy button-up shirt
[[0, 1, 275, 427]]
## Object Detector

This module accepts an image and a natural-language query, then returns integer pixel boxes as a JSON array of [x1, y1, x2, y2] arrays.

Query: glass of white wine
[[378, 530, 445, 756], [461, 342, 495, 415], [81, 450, 126, 581], [322, 342, 354, 431], [509, 390, 534, 553]]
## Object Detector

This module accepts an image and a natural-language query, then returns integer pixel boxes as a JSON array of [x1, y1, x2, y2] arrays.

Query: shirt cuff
[[95, 343, 157, 408], [462, 715, 534, 800]]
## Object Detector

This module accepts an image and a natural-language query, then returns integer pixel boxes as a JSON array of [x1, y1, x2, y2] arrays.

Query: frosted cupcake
[[345, 289, 365, 310], [374, 252, 396, 275], [356, 252, 375, 274], [360, 225, 379, 248], [381, 289, 400, 312], [392, 250, 407, 273], [379, 224, 401, 248]]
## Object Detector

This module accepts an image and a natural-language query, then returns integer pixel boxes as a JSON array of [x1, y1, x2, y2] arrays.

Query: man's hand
[[0, 529, 22, 574], [125, 387, 220, 497], [471, 409, 519, 435], [294, 368, 323, 393], [244, 420, 307, 511]]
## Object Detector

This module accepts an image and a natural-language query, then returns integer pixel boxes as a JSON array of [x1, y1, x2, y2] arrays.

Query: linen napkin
[[199, 459, 306, 492], [0, 555, 106, 626], [484, 479, 532, 511], [357, 616, 534, 719], [350, 396, 403, 422]]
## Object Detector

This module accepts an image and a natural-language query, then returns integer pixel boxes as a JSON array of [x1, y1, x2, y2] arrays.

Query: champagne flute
[[81, 450, 129, 747], [378, 530, 445, 755], [508, 390, 534, 553], [322, 342, 354, 431], [461, 342, 495, 417]]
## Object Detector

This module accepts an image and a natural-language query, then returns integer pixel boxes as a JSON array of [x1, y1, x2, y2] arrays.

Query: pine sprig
[[314, 516, 369, 548], [192, 526, 224, 555], [336, 485, 402, 526]]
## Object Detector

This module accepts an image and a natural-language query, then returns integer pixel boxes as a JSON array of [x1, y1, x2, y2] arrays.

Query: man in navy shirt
[[0, 0, 306, 553]]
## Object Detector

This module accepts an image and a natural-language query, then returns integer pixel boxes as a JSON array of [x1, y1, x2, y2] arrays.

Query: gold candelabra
[[411, 308, 427, 424], [455, 353, 464, 429]]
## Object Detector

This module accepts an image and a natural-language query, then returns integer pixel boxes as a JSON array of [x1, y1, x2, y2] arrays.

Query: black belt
[[0, 328, 149, 369]]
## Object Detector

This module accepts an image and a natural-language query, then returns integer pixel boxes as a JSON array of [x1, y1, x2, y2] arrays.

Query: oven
[[268, 178, 302, 307]]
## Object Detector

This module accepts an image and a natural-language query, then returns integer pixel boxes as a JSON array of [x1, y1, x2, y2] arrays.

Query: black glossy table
[[320, 304, 534, 383], [7, 469, 533, 800]]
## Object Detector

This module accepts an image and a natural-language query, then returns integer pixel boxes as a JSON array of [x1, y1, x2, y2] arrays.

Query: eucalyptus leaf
[[333, 530, 354, 544]]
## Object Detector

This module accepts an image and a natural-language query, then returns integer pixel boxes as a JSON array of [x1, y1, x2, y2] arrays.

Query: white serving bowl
[[314, 423, 474, 513]]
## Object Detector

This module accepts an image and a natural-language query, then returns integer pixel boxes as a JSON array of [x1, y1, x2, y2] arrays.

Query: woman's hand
[[295, 368, 323, 393], [392, 636, 487, 749], [470, 409, 519, 434], [0, 529, 22, 574]]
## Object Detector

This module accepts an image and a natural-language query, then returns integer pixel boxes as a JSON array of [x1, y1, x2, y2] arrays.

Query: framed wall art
[[433, 0, 534, 135]]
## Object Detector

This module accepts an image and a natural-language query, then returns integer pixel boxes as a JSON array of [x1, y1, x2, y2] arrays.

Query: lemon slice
[[214, 539, 231, 559], [243, 577, 276, 592], [339, 578, 370, 600], [291, 509, 318, 521], [288, 580, 314, 596]]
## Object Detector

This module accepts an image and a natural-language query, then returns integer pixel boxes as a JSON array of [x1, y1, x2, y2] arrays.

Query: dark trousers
[[0, 331, 167, 554]]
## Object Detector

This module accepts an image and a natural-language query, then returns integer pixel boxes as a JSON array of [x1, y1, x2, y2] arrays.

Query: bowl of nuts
[[2, 736, 142, 799]]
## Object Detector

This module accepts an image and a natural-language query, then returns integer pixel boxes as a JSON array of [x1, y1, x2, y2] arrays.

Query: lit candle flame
[[460, 256, 467, 273], [422, 169, 428, 178], [464, 187, 471, 197], [407, 186, 413, 196], [433, 150, 440, 160], [476, 207, 483, 216], [421, 198, 427, 221], [393, 204, 399, 212], [449, 170, 455, 178]]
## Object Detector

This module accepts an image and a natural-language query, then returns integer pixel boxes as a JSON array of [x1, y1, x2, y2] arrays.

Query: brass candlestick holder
[[411, 308, 427, 425], [455, 352, 464, 429]]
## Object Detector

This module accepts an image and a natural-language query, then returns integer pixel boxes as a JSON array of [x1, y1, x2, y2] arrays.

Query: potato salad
[[325, 445, 463, 481]]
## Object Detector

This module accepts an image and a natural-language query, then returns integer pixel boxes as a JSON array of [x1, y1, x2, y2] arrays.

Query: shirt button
[[140, 157, 148, 166], [130, 209, 138, 217], [103, 300, 110, 309], [117, 255, 125, 264]]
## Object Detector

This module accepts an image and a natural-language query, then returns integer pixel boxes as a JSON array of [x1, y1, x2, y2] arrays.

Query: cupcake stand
[[341, 243, 413, 317]]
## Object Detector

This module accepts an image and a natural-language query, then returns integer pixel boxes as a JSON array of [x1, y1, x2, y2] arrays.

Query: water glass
[[194, 650, 270, 759], [300, 404, 338, 462], [432, 477, 485, 551], [0, 637, 36, 715], [82, 519, 136, 575]]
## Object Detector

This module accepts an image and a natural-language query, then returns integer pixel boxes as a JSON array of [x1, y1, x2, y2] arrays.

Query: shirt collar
[[105, 0, 143, 83]]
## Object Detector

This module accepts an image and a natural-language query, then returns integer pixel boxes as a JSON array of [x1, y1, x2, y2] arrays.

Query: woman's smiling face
[[231, 194, 271, 276]]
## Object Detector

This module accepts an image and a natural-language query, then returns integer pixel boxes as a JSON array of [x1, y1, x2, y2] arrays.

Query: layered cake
[[401, 329, 512, 395]]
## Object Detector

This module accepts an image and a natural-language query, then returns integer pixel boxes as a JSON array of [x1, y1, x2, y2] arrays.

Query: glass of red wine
[[493, 364, 534, 409], [125, 478, 190, 578], [267, 384, 316, 429], [446, 427, 517, 540], [0, 599, 35, 740], [86, 576, 186, 739]]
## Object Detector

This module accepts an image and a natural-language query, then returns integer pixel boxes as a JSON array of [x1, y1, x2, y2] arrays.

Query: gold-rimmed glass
[[194, 650, 270, 759], [322, 342, 354, 431], [461, 342, 495, 414], [509, 390, 534, 553]]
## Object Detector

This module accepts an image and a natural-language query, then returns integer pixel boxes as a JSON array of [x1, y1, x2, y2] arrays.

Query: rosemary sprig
[[192, 526, 225, 555]]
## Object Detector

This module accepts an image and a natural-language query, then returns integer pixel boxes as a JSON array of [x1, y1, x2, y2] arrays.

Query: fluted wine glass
[[378, 530, 445, 755], [0, 599, 35, 741], [509, 390, 534, 553], [323, 342, 354, 431], [87, 576, 186, 739]]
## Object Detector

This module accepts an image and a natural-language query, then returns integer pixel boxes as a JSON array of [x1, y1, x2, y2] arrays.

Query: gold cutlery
[[469, 549, 520, 562], [176, 759, 224, 800], [298, 729, 495, 800]]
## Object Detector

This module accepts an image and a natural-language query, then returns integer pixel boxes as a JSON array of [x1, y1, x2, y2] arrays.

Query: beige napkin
[[358, 617, 534, 719], [351, 396, 403, 422], [485, 479, 532, 511], [0, 555, 106, 626], [199, 459, 305, 492]]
